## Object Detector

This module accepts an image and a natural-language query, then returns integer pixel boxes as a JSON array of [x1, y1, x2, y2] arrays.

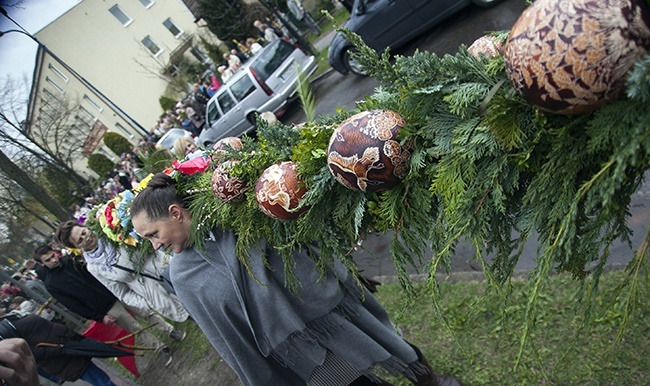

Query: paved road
[[281, 0, 650, 280]]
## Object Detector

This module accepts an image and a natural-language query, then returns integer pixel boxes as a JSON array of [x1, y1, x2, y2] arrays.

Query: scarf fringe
[[361, 357, 429, 383], [270, 276, 420, 382]]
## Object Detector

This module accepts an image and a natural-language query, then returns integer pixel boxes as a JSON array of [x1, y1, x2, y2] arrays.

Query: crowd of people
[[0, 3, 466, 385], [0, 218, 190, 385], [143, 19, 287, 151]]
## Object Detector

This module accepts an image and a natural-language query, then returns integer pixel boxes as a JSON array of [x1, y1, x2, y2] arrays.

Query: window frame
[[217, 91, 236, 115], [45, 77, 65, 94], [142, 35, 163, 57], [231, 75, 256, 102], [138, 0, 155, 8], [109, 5, 133, 27], [115, 122, 135, 139], [84, 95, 103, 112], [48, 63, 69, 83], [163, 18, 183, 38]]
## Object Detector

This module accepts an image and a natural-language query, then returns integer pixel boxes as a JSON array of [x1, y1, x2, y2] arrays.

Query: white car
[[156, 128, 193, 151], [198, 39, 318, 147]]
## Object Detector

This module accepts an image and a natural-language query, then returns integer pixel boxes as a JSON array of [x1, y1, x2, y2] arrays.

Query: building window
[[42, 88, 61, 105], [139, 0, 154, 8], [109, 5, 133, 26], [45, 77, 65, 94], [142, 35, 163, 56], [83, 95, 103, 112], [48, 63, 69, 83], [77, 106, 95, 128], [115, 122, 135, 139], [39, 108, 56, 127], [163, 18, 183, 38], [190, 46, 210, 63]]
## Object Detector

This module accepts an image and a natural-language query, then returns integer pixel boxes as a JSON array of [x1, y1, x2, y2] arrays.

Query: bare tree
[[0, 76, 89, 188], [0, 76, 74, 221], [0, 177, 57, 234]]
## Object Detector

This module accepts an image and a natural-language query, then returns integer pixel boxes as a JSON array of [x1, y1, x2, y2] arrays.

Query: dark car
[[328, 0, 502, 75]]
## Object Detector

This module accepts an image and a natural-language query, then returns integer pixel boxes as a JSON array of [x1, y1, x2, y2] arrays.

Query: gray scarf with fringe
[[170, 229, 421, 386]]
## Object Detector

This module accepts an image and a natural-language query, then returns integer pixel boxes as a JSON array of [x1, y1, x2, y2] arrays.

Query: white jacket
[[85, 240, 189, 322]]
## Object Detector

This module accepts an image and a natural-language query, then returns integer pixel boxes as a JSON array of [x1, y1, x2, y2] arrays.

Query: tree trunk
[[0, 149, 70, 221]]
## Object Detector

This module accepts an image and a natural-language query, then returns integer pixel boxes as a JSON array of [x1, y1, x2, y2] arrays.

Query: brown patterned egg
[[327, 110, 412, 192], [468, 35, 502, 59], [255, 161, 308, 220], [504, 0, 650, 115], [211, 160, 247, 203], [211, 137, 243, 162]]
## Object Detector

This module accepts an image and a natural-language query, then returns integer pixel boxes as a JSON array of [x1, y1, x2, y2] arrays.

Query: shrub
[[88, 153, 116, 178], [103, 132, 133, 157], [159, 95, 178, 113]]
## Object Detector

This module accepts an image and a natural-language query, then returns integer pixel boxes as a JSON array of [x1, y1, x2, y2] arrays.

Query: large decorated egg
[[504, 0, 650, 115], [211, 137, 243, 162], [211, 160, 247, 203], [468, 35, 502, 59], [327, 110, 412, 192], [255, 161, 308, 220]]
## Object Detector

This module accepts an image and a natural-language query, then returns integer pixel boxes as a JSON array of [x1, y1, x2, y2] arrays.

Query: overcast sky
[[0, 0, 80, 84]]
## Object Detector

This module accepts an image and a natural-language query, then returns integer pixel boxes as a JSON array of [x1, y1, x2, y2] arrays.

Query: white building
[[25, 0, 221, 177]]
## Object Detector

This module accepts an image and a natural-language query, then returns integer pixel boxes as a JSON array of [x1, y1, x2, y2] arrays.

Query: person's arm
[[46, 285, 104, 322], [0, 338, 39, 386], [86, 261, 148, 311]]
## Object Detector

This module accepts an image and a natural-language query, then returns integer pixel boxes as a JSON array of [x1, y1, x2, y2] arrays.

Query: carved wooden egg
[[211, 160, 247, 204], [468, 35, 502, 59], [255, 161, 308, 220], [211, 137, 243, 162], [504, 0, 650, 115], [327, 109, 412, 192]]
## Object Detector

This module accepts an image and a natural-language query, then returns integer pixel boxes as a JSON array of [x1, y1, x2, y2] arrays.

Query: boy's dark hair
[[33, 244, 53, 263], [54, 220, 79, 249]]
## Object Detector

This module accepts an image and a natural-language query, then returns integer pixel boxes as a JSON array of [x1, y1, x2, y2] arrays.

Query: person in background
[[32, 245, 173, 367], [223, 51, 242, 72], [54, 221, 189, 346], [246, 37, 263, 55], [129, 173, 463, 386], [173, 137, 204, 160], [287, 0, 321, 35], [218, 65, 234, 83], [0, 338, 40, 386], [203, 75, 219, 97], [254, 20, 280, 42], [231, 48, 249, 64], [0, 312, 117, 386]]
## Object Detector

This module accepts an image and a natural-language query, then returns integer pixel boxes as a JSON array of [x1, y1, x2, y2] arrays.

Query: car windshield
[[251, 40, 295, 80], [158, 130, 187, 150]]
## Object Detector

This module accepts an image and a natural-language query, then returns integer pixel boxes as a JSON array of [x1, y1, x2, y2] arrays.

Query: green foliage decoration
[[92, 17, 650, 363]]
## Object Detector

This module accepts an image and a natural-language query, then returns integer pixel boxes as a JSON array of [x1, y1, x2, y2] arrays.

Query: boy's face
[[38, 251, 60, 269]]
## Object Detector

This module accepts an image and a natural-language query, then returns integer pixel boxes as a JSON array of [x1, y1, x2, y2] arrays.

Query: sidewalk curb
[[312, 67, 335, 83]]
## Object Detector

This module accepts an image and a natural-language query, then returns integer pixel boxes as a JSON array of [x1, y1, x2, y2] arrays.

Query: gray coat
[[170, 230, 420, 386]]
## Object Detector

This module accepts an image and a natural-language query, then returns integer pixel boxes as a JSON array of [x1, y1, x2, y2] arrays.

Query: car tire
[[247, 112, 259, 125], [471, 0, 504, 8], [344, 49, 367, 76]]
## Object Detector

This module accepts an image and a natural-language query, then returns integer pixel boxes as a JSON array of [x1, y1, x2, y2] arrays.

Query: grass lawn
[[375, 271, 650, 385], [147, 271, 649, 385]]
